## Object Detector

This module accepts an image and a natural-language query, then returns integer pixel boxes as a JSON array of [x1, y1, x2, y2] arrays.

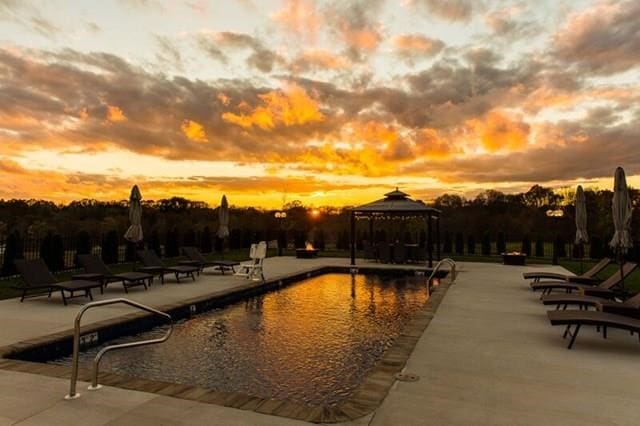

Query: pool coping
[[0, 265, 452, 424]]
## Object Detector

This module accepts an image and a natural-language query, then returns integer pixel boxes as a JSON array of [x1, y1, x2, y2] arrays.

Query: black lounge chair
[[542, 283, 640, 311], [523, 257, 611, 283], [547, 309, 640, 349], [14, 259, 103, 305], [179, 246, 239, 275], [530, 262, 637, 298], [136, 250, 198, 284], [76, 254, 152, 293]]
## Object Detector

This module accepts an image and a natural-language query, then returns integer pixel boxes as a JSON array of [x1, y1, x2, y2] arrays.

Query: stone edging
[[0, 266, 452, 423]]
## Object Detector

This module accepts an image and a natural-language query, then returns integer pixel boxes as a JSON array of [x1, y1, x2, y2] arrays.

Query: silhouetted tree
[[1, 230, 23, 276], [481, 233, 491, 255], [314, 229, 326, 250], [455, 232, 464, 255]]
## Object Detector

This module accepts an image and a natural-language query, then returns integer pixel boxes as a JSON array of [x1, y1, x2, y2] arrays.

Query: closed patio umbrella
[[124, 185, 143, 243], [217, 195, 229, 256], [574, 185, 588, 273], [609, 167, 633, 293]]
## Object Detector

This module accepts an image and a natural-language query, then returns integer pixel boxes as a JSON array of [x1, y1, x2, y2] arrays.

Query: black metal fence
[[0, 229, 220, 279]]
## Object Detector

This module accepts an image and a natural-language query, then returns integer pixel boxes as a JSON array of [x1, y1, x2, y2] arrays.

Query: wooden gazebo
[[349, 188, 441, 266]]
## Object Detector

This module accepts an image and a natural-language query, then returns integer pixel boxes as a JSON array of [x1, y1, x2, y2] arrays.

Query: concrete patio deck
[[1, 258, 639, 425]]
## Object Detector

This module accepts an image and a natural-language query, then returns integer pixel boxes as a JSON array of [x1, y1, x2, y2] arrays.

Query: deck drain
[[395, 372, 420, 382]]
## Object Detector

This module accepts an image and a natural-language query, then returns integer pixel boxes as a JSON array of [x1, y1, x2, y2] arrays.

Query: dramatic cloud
[[553, 0, 640, 75], [410, 0, 477, 22], [272, 0, 321, 43], [196, 31, 285, 73], [1, 0, 639, 206], [391, 34, 445, 64]]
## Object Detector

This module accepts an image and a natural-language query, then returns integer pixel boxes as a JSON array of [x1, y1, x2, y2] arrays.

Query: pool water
[[52, 273, 430, 405]]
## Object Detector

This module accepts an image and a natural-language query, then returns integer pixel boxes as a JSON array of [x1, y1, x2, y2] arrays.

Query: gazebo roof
[[351, 188, 440, 215]]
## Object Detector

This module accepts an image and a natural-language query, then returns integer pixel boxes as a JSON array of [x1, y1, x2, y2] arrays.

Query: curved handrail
[[65, 298, 173, 400], [426, 258, 456, 290]]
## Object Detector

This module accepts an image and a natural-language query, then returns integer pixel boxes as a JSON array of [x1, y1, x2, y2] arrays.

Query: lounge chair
[[530, 262, 637, 298], [234, 241, 266, 281], [76, 254, 152, 293], [14, 259, 104, 305], [523, 257, 611, 283], [179, 246, 239, 275], [136, 250, 198, 284], [547, 309, 640, 349], [542, 279, 640, 311]]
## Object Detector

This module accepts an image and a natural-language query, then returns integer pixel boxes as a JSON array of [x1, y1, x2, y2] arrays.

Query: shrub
[[589, 236, 603, 259], [481, 233, 491, 255], [148, 229, 162, 257], [165, 227, 180, 257], [101, 230, 119, 264], [555, 235, 567, 258], [183, 229, 196, 247], [535, 237, 544, 257], [467, 234, 476, 255], [229, 228, 242, 249], [455, 232, 464, 255], [442, 231, 452, 253], [314, 229, 326, 250], [496, 232, 506, 254], [41, 232, 65, 271], [521, 234, 531, 256], [124, 241, 136, 262], [200, 226, 213, 253], [1, 230, 23, 276]]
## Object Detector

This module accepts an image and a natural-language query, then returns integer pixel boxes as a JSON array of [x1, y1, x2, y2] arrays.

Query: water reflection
[[53, 273, 429, 405]]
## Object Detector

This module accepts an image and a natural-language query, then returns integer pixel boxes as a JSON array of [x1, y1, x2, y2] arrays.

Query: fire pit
[[296, 243, 319, 259]]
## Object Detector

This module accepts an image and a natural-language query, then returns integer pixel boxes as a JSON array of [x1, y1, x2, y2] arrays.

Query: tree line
[[0, 184, 638, 274]]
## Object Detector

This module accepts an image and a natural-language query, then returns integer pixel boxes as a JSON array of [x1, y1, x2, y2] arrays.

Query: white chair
[[235, 241, 266, 281]]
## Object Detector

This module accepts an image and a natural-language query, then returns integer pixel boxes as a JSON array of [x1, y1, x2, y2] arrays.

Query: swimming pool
[[50, 273, 430, 406]]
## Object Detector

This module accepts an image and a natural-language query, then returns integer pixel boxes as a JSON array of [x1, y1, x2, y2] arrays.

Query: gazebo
[[349, 188, 441, 267]]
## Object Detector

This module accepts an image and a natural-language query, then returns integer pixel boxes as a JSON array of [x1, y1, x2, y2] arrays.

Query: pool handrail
[[427, 258, 456, 290], [65, 298, 173, 400]]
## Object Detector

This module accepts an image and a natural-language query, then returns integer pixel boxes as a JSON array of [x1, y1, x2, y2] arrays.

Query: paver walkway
[[1, 258, 639, 425]]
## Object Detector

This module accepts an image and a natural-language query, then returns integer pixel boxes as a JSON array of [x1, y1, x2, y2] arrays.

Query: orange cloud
[[392, 34, 444, 56], [221, 83, 324, 130], [466, 111, 530, 152], [272, 0, 321, 43], [290, 49, 351, 72], [181, 119, 207, 142], [107, 105, 126, 122], [412, 128, 452, 158], [341, 27, 381, 52]]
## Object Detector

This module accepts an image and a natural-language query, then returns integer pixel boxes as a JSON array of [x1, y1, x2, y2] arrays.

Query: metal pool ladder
[[65, 298, 173, 400], [426, 258, 457, 289]]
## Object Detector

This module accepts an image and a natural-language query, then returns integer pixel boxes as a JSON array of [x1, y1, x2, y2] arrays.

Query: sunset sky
[[1, 0, 639, 208]]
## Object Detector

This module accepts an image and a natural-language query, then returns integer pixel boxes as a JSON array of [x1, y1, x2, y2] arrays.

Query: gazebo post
[[427, 213, 433, 267], [436, 215, 441, 261], [350, 210, 356, 265]]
